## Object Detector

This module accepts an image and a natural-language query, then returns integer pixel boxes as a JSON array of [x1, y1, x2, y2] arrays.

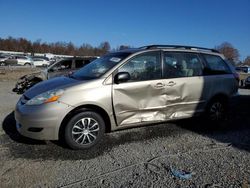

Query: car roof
[[63, 56, 98, 60], [117, 45, 221, 56]]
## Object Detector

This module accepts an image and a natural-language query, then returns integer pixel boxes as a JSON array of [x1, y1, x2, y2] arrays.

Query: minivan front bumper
[[15, 99, 74, 140]]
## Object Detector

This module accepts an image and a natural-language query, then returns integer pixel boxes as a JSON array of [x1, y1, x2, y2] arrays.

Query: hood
[[24, 76, 80, 99]]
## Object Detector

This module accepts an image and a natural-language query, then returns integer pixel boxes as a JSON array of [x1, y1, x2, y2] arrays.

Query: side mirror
[[114, 72, 131, 84]]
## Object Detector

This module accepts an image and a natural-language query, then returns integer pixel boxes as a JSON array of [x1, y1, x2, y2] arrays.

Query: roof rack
[[139, 45, 219, 53]]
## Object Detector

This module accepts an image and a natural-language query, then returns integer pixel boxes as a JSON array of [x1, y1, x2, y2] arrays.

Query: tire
[[64, 111, 105, 150], [205, 98, 228, 127], [0, 62, 6, 66], [24, 63, 31, 67]]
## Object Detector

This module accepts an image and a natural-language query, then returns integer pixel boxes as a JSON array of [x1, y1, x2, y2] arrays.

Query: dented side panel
[[112, 76, 205, 127], [113, 80, 167, 126], [163, 76, 205, 118]]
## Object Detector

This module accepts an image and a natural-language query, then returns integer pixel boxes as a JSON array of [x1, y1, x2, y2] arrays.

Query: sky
[[0, 0, 249, 60]]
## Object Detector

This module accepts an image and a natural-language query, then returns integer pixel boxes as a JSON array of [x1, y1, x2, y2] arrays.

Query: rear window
[[203, 54, 231, 74]]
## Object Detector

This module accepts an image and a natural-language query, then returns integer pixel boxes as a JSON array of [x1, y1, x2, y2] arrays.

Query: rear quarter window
[[203, 54, 231, 75]]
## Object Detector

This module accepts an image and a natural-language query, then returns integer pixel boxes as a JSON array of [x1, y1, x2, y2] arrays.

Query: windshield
[[72, 52, 131, 80]]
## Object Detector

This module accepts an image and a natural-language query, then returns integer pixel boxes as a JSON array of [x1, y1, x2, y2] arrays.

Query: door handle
[[154, 82, 165, 88], [166, 81, 176, 87]]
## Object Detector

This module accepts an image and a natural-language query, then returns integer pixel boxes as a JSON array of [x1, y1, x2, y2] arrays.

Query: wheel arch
[[59, 104, 112, 140], [206, 93, 230, 110]]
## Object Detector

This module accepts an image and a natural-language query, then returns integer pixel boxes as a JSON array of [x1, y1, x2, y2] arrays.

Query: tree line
[[0, 37, 118, 56], [0, 37, 249, 65]]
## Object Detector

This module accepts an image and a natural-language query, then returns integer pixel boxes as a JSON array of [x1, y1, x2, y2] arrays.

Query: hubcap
[[72, 117, 99, 145], [209, 102, 224, 121]]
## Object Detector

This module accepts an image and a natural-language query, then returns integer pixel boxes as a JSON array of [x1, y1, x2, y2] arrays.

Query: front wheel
[[64, 111, 105, 150], [24, 63, 31, 67]]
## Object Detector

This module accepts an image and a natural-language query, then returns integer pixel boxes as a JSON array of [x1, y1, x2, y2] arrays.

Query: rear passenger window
[[203, 54, 231, 74], [164, 52, 203, 79]]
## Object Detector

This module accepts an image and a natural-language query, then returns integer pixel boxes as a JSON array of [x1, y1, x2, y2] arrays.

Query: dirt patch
[[0, 67, 41, 81]]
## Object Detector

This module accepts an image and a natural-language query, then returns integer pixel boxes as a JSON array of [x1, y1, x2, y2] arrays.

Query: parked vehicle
[[32, 57, 50, 67], [245, 76, 250, 88], [32, 56, 50, 61], [13, 57, 97, 94], [236, 66, 250, 73], [4, 55, 34, 66], [0, 55, 11, 66], [235, 66, 250, 87], [15, 45, 239, 150]]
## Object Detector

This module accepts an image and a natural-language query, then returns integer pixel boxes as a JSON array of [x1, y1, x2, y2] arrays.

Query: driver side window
[[118, 51, 161, 82]]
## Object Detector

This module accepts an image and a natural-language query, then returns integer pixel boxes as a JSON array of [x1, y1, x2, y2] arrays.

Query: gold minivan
[[15, 45, 239, 149]]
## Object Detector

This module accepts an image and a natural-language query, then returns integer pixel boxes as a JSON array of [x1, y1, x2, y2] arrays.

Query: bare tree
[[215, 42, 240, 65], [243, 56, 250, 66], [66, 42, 76, 55], [99, 41, 111, 54]]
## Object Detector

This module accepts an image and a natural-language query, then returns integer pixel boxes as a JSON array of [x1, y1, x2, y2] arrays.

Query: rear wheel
[[64, 111, 105, 150], [206, 98, 228, 126]]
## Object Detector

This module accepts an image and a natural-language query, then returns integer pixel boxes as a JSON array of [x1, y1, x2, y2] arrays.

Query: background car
[[245, 76, 250, 88], [4, 55, 34, 66], [13, 56, 97, 94], [16, 56, 34, 66], [0, 55, 11, 66], [236, 66, 250, 87], [236, 66, 250, 73], [32, 57, 50, 67]]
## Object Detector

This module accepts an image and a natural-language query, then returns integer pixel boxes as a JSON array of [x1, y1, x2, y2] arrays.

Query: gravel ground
[[0, 66, 41, 81], [0, 79, 250, 188]]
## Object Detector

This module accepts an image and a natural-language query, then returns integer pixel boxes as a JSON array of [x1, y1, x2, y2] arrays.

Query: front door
[[112, 51, 166, 126]]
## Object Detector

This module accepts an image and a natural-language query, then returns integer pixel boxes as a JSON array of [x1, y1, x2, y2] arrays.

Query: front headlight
[[26, 89, 64, 105]]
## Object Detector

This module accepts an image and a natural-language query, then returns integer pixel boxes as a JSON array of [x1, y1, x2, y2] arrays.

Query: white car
[[32, 58, 50, 67], [0, 55, 10, 66], [15, 56, 34, 66]]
